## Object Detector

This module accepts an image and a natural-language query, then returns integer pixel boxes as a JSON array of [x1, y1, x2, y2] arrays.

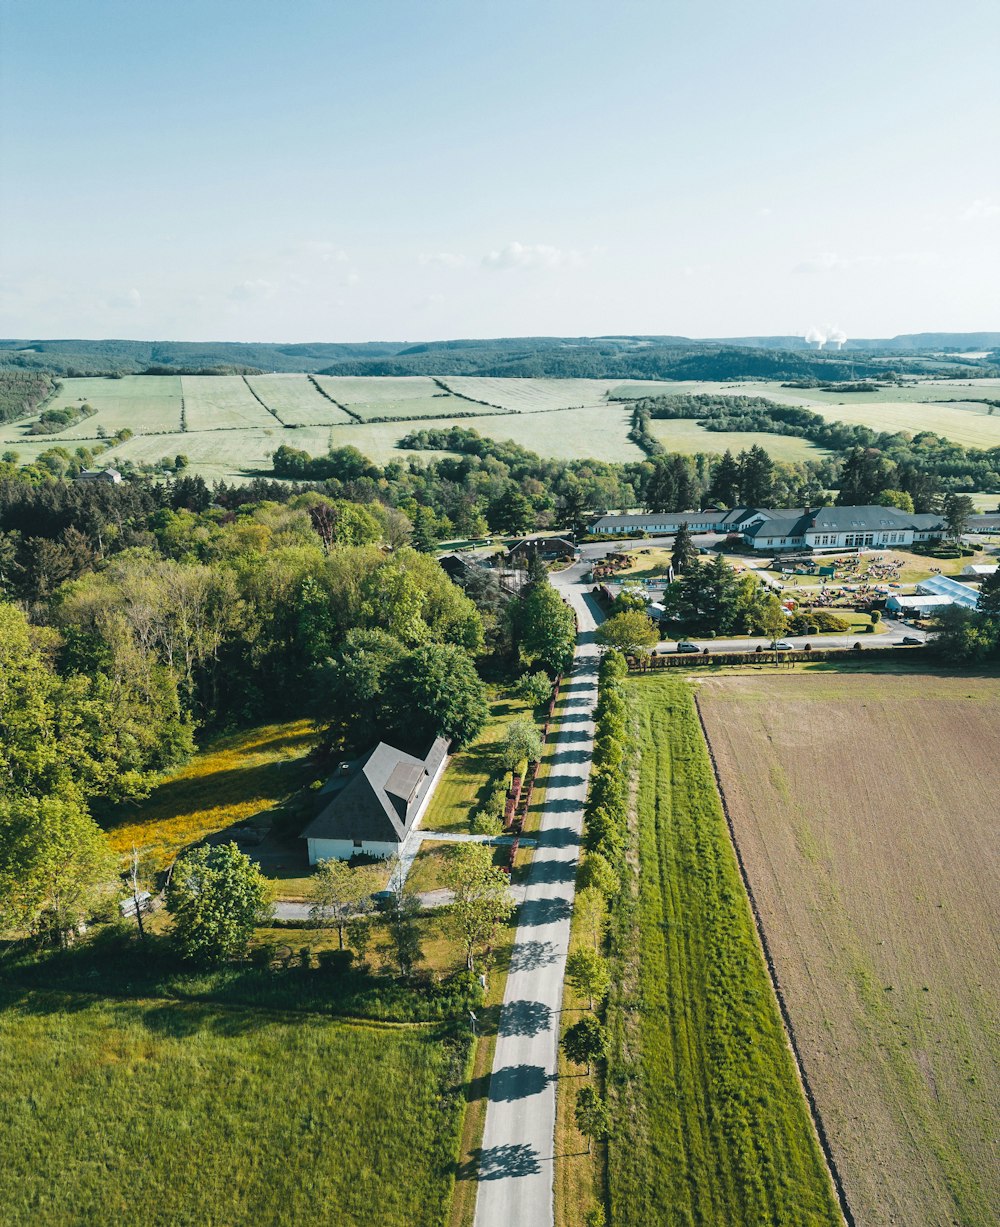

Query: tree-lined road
[[474, 564, 601, 1227]]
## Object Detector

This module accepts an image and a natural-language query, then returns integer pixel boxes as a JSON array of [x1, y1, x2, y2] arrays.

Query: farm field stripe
[[693, 691, 855, 1227], [242, 375, 287, 425], [308, 374, 364, 422]]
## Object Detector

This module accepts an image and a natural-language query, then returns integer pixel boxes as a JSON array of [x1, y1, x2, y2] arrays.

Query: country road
[[474, 564, 602, 1227]]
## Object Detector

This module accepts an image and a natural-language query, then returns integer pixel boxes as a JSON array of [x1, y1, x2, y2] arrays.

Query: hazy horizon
[[2, 0, 998, 343]]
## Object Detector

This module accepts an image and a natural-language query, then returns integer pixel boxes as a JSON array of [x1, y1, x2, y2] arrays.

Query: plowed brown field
[[697, 672, 1000, 1227]]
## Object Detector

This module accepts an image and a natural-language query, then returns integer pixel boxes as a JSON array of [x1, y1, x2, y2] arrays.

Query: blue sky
[[1, 0, 997, 341]]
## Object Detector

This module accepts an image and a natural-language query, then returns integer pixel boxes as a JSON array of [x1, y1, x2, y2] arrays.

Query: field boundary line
[[432, 376, 511, 414], [308, 375, 364, 422], [242, 376, 288, 426], [692, 691, 856, 1227]]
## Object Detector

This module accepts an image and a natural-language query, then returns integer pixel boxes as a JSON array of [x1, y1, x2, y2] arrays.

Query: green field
[[0, 985, 466, 1227], [613, 378, 1000, 449], [181, 375, 277, 430], [246, 374, 355, 425], [439, 376, 620, 413], [6, 373, 996, 481], [608, 675, 840, 1225], [0, 374, 182, 440], [646, 417, 828, 461]]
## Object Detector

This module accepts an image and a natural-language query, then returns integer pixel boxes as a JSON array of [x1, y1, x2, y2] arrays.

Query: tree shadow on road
[[456, 1142, 542, 1182], [517, 897, 572, 926], [498, 999, 552, 1038], [509, 939, 557, 971]]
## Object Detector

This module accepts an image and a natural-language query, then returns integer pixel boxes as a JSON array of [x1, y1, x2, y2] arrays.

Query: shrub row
[[583, 651, 637, 874]]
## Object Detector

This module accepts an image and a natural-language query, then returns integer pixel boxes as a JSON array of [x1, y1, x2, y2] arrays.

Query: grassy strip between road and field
[[607, 675, 842, 1225]]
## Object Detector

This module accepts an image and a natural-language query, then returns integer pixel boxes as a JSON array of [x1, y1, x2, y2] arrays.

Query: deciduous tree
[[566, 947, 611, 1010], [562, 1015, 609, 1074], [166, 842, 272, 964], [310, 858, 379, 949], [446, 842, 515, 971], [575, 1086, 611, 1153], [596, 609, 658, 657]]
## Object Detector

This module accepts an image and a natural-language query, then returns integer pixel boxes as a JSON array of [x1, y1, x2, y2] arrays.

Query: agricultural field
[[807, 399, 1000, 450], [314, 375, 482, 421], [427, 405, 642, 462], [438, 376, 620, 413], [0, 983, 466, 1227], [697, 672, 1000, 1227], [646, 417, 828, 461], [111, 424, 335, 481], [245, 374, 355, 425], [8, 373, 996, 479], [612, 377, 1000, 449], [0, 374, 182, 440], [608, 675, 840, 1225], [180, 375, 276, 431]]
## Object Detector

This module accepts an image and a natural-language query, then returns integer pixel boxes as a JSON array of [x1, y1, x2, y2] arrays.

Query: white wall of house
[[307, 837, 399, 865]]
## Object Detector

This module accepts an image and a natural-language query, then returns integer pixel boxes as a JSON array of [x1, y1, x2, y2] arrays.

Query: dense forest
[[1, 335, 995, 379], [0, 370, 58, 424]]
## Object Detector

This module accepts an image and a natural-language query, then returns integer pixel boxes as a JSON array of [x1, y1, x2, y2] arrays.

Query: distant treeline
[[632, 393, 1000, 497], [1, 336, 995, 380]]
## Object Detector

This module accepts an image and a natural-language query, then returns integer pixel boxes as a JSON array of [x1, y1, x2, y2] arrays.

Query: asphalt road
[[474, 565, 601, 1227]]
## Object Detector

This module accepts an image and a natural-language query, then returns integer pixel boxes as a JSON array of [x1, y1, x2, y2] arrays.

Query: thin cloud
[[419, 251, 467, 268], [298, 241, 350, 263], [228, 278, 276, 301], [962, 199, 1000, 221], [482, 241, 583, 271], [109, 287, 142, 310], [793, 251, 846, 274]]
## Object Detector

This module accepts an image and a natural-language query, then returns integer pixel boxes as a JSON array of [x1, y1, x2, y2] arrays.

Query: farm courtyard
[[697, 671, 1000, 1227]]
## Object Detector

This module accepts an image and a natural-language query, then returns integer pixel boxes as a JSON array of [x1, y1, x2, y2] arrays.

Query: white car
[[773, 639, 796, 651]]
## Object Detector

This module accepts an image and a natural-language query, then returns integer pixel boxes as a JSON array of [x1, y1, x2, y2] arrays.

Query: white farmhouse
[[302, 737, 449, 864]]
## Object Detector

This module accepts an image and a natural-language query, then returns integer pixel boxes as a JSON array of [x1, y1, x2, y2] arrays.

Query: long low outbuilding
[[593, 504, 948, 551]]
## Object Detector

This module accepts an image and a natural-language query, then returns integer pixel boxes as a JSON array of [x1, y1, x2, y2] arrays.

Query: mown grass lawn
[[607, 675, 840, 1225], [419, 694, 534, 834], [0, 985, 467, 1227]]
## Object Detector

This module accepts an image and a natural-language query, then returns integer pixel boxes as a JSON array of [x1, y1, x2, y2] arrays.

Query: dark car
[[676, 641, 699, 653], [900, 635, 922, 646]]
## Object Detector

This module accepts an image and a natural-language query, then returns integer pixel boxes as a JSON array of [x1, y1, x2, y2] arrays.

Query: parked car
[[900, 635, 922, 645], [676, 640, 699, 653], [774, 640, 797, 651]]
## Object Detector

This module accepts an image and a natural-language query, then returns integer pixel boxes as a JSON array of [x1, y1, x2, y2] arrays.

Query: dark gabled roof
[[747, 505, 947, 538], [506, 536, 577, 553], [302, 737, 449, 845], [969, 513, 1000, 529], [439, 553, 476, 580]]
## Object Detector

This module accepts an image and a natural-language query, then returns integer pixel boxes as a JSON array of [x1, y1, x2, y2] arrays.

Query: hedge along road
[[474, 564, 604, 1227]]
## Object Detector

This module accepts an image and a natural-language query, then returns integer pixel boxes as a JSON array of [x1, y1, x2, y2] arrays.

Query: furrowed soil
[[697, 671, 1000, 1227]]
